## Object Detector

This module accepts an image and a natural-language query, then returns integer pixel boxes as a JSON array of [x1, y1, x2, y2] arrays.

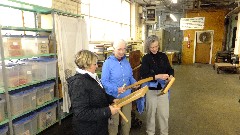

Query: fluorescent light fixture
[[172, 0, 177, 3], [170, 14, 177, 22]]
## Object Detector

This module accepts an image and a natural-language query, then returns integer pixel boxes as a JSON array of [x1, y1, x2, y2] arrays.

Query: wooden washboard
[[157, 77, 175, 96]]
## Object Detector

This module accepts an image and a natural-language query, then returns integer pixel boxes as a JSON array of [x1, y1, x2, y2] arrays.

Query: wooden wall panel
[[182, 9, 229, 64]]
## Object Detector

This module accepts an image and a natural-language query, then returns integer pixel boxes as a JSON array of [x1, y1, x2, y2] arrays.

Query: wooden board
[[157, 77, 175, 96], [113, 86, 149, 108]]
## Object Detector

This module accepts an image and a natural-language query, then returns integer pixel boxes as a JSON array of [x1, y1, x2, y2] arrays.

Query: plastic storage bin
[[46, 59, 57, 79], [26, 58, 56, 81], [2, 35, 23, 57], [13, 113, 38, 135], [0, 99, 5, 122], [0, 64, 19, 88], [36, 85, 45, 106], [37, 104, 57, 130], [22, 88, 37, 113], [21, 36, 37, 56], [18, 63, 32, 85], [36, 36, 49, 54], [44, 82, 55, 103], [26, 59, 46, 81], [10, 92, 23, 116], [28, 88, 37, 111], [0, 125, 8, 135]]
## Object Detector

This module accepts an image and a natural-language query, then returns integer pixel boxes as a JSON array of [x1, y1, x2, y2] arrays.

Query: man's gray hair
[[145, 35, 159, 53]]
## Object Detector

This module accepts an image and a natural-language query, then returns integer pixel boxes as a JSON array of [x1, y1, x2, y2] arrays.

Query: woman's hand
[[109, 105, 120, 115], [167, 75, 174, 81], [155, 74, 169, 80], [133, 85, 140, 89], [113, 99, 119, 103], [118, 86, 125, 94]]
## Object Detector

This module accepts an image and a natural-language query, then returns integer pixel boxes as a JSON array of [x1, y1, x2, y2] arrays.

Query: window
[[81, 0, 130, 41]]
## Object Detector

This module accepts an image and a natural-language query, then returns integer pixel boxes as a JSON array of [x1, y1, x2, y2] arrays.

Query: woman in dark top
[[67, 50, 120, 135], [140, 35, 174, 135]]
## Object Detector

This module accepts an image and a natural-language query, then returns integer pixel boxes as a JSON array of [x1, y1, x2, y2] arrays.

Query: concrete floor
[[39, 64, 240, 135]]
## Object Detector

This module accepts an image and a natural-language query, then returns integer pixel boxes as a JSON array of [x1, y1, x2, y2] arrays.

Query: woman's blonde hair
[[75, 50, 98, 69]]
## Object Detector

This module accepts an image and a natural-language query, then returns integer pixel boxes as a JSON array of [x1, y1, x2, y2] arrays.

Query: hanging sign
[[180, 17, 205, 30]]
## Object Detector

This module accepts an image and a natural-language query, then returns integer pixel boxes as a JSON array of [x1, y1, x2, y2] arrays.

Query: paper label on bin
[[27, 71, 32, 74], [50, 89, 54, 92], [32, 96, 36, 100]]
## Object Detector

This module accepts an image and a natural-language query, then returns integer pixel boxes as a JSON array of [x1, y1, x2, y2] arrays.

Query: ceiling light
[[172, 0, 177, 3], [170, 14, 177, 22]]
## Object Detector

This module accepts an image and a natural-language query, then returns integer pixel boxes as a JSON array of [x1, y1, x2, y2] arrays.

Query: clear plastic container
[[27, 88, 37, 111], [36, 85, 45, 106], [25, 58, 57, 81], [13, 113, 38, 135], [46, 59, 57, 79], [0, 125, 8, 135], [0, 99, 5, 122], [2, 35, 23, 57], [23, 91, 32, 112], [26, 59, 47, 81], [37, 104, 57, 130], [0, 64, 19, 88], [18, 63, 32, 85], [36, 36, 49, 54], [44, 82, 55, 103], [10, 92, 23, 116], [21, 36, 37, 56]]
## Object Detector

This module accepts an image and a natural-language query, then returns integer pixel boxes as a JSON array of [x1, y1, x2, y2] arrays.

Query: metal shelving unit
[[0, 1, 80, 134], [0, 1, 59, 135]]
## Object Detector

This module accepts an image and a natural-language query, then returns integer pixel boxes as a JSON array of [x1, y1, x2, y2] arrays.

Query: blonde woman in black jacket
[[67, 50, 120, 135]]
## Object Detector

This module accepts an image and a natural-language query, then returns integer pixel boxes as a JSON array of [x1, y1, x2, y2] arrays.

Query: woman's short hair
[[113, 39, 127, 49], [145, 35, 159, 53], [75, 50, 98, 69]]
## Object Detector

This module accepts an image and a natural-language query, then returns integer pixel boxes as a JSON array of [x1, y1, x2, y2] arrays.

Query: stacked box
[[2, 36, 23, 57], [13, 113, 38, 135], [36, 85, 45, 106], [37, 104, 57, 130], [0, 125, 8, 135], [45, 59, 57, 79], [36, 37, 49, 54], [10, 92, 24, 116], [23, 88, 37, 113], [44, 82, 55, 102], [19, 63, 32, 86], [26, 58, 57, 81], [0, 64, 19, 88], [21, 36, 37, 56], [0, 99, 5, 122], [28, 88, 37, 111]]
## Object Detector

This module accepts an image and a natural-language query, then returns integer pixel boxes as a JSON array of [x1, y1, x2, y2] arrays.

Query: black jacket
[[140, 52, 174, 90], [67, 73, 115, 135]]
